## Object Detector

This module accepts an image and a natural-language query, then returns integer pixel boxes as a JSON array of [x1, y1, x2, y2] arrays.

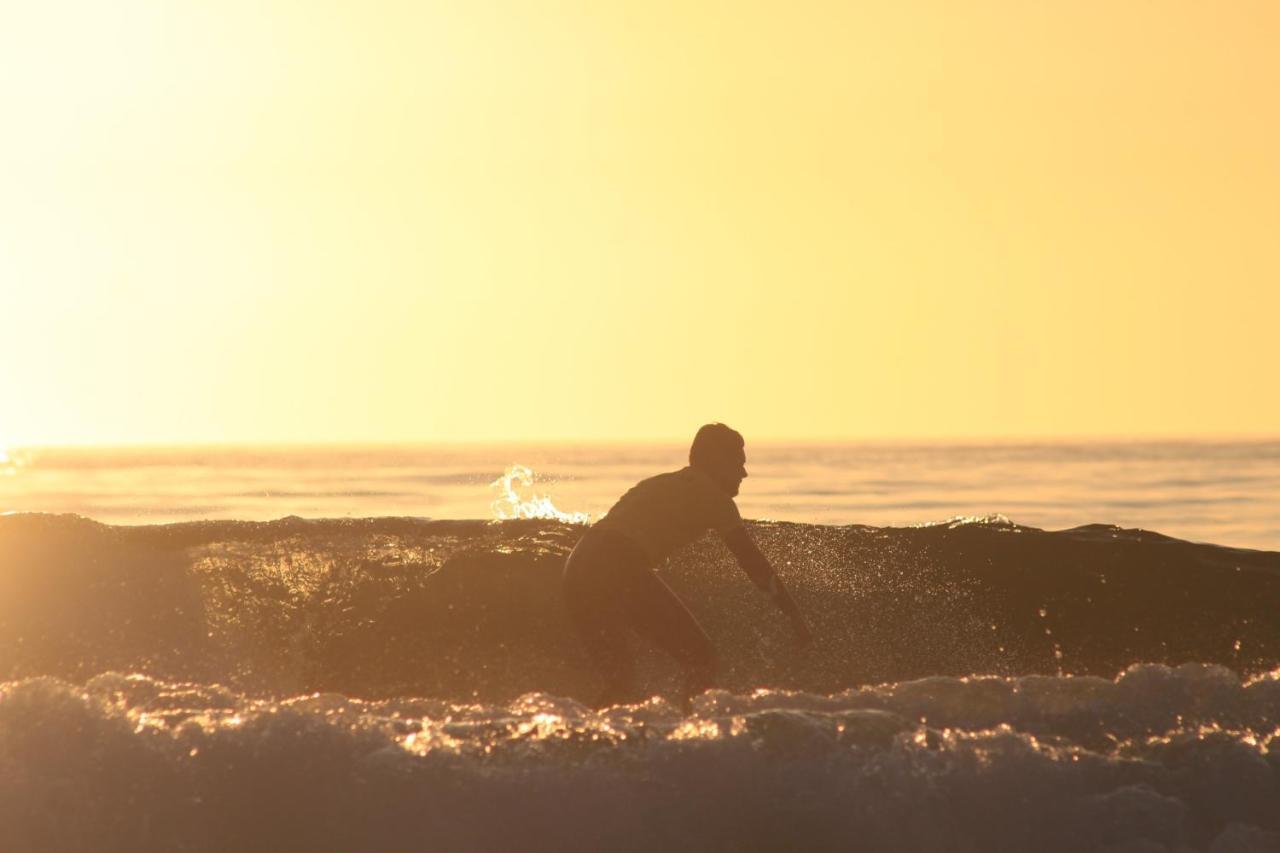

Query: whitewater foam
[[2, 665, 1277, 852]]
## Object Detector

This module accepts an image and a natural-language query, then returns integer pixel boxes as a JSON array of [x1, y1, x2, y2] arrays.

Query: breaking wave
[[2, 513, 1279, 851]]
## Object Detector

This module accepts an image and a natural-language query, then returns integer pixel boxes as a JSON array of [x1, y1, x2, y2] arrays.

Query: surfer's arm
[[722, 526, 813, 645]]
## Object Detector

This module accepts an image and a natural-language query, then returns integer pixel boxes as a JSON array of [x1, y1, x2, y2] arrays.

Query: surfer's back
[[592, 466, 742, 563]]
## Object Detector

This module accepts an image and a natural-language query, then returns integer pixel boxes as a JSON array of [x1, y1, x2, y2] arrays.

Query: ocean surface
[[3, 439, 1279, 549], [2, 440, 1279, 851]]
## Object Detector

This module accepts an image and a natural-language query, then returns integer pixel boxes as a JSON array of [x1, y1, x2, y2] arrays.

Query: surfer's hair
[[689, 423, 744, 468]]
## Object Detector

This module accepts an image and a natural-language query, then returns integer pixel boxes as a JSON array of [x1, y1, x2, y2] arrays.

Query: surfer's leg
[[619, 567, 716, 706], [562, 539, 639, 706], [565, 598, 635, 706]]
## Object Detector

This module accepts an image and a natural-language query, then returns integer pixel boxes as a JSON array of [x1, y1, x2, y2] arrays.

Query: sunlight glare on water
[[0, 442, 23, 477]]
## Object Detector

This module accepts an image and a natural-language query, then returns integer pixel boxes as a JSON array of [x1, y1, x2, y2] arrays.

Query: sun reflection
[[0, 442, 28, 476], [515, 712, 566, 739], [668, 718, 722, 741]]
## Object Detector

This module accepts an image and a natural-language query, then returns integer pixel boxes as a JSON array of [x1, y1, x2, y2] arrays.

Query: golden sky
[[1, 1, 1276, 445]]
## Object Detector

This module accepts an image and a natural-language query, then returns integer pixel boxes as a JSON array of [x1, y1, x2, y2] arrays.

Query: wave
[[1, 666, 1277, 852], [3, 513, 1279, 851], [1, 513, 1278, 702]]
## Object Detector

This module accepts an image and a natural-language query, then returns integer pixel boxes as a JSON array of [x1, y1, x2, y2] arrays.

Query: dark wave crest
[[2, 513, 1277, 702]]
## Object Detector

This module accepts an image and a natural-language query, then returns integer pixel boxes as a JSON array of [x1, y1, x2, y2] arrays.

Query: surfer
[[562, 423, 813, 709]]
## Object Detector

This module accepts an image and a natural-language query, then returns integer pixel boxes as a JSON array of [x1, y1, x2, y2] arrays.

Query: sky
[[1, 0, 1277, 446]]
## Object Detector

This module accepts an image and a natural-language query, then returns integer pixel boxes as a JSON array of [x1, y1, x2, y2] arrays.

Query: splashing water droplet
[[490, 464, 591, 524]]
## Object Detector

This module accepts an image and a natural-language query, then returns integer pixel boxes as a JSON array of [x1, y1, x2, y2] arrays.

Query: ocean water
[[2, 441, 1279, 851], [2, 439, 1278, 549]]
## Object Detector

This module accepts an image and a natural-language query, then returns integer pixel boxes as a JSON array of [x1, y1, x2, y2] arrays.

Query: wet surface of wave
[[2, 514, 1279, 851], [1, 513, 1277, 701]]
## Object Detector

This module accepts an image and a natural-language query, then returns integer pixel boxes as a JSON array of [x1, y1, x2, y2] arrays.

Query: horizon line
[[8, 431, 1280, 451]]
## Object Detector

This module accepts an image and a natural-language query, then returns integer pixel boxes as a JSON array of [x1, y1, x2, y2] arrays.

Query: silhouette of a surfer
[[563, 423, 812, 708]]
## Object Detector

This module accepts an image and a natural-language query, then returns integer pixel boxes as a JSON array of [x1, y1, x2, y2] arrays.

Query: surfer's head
[[690, 423, 747, 498]]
